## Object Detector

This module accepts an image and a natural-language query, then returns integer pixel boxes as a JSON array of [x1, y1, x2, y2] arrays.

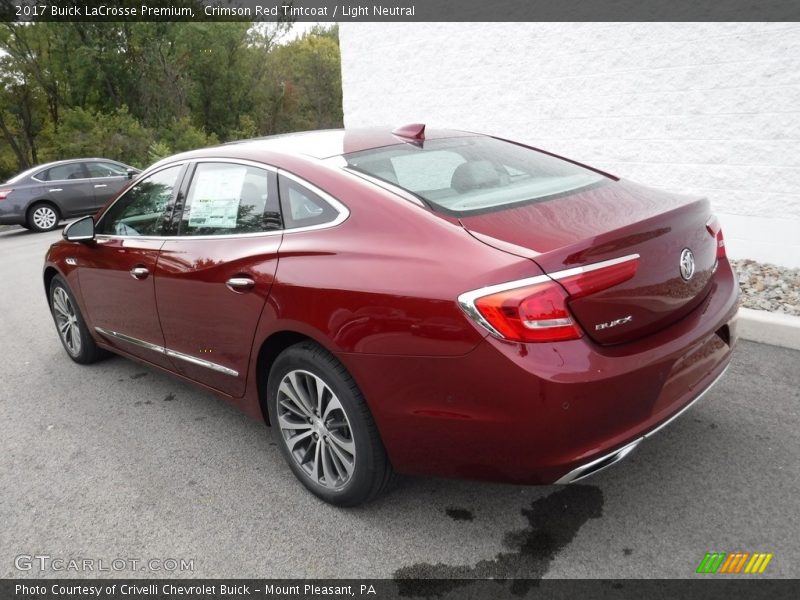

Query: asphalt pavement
[[1, 226, 799, 580]]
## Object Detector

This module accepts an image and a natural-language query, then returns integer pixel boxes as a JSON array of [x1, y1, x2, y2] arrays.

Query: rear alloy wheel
[[49, 275, 107, 364], [267, 342, 393, 506], [28, 203, 60, 232]]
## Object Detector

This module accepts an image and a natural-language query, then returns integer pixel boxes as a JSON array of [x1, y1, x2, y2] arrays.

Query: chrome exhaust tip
[[555, 437, 643, 484]]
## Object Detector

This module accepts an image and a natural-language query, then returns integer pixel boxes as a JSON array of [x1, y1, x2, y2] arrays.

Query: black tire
[[267, 341, 393, 507], [27, 202, 61, 232], [49, 275, 108, 364]]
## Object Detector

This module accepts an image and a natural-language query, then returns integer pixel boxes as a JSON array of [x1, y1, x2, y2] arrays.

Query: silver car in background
[[0, 158, 140, 232]]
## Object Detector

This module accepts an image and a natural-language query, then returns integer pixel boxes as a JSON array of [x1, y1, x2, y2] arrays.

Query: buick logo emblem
[[679, 248, 695, 281]]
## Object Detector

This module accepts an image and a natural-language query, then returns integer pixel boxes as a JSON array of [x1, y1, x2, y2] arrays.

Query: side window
[[41, 163, 88, 181], [278, 175, 339, 229], [178, 162, 280, 236], [86, 162, 127, 178], [96, 165, 182, 237]]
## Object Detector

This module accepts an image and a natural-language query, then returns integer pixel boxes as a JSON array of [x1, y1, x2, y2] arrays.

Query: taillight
[[0, 188, 13, 201], [470, 278, 581, 342], [705, 216, 726, 259], [552, 257, 639, 299], [458, 254, 640, 343]]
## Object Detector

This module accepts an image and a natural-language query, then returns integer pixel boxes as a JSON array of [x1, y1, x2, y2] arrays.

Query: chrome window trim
[[94, 327, 238, 377], [457, 254, 641, 339], [279, 168, 351, 231], [191, 157, 278, 173], [92, 159, 350, 241], [338, 164, 427, 208], [30, 160, 130, 183]]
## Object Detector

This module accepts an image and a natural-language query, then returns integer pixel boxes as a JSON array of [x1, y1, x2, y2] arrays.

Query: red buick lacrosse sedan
[[44, 125, 738, 505]]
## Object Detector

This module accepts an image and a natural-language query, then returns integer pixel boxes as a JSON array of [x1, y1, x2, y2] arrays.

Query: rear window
[[344, 136, 606, 215]]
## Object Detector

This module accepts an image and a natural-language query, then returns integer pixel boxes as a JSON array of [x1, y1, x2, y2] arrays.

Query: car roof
[[183, 126, 479, 162], [34, 158, 123, 170]]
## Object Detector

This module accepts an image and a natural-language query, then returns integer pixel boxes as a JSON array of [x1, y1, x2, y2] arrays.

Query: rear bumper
[[0, 212, 25, 225], [555, 363, 729, 484], [339, 259, 739, 484]]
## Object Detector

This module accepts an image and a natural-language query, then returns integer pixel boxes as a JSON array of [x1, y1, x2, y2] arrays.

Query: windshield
[[344, 136, 607, 215]]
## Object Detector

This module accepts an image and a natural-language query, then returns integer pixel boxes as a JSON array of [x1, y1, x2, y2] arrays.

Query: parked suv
[[0, 158, 140, 232]]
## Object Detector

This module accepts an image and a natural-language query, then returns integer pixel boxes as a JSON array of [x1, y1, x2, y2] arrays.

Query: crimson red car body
[[44, 126, 738, 492]]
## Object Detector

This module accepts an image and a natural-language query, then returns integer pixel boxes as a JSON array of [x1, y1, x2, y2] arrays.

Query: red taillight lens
[[460, 255, 640, 343], [472, 279, 582, 342], [555, 258, 639, 299], [705, 216, 726, 259], [0, 188, 13, 201]]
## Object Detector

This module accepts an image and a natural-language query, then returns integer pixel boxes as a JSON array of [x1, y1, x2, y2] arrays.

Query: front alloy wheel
[[52, 286, 82, 357], [267, 342, 393, 506], [49, 275, 107, 364]]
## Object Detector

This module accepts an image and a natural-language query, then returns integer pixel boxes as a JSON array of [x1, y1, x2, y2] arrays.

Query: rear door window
[[40, 163, 89, 181], [178, 162, 281, 236]]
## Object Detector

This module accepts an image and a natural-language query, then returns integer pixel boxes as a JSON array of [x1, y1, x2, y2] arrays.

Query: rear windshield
[[344, 136, 607, 215]]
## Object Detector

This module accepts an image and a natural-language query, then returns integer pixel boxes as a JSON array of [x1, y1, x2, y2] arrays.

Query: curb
[[737, 307, 800, 351]]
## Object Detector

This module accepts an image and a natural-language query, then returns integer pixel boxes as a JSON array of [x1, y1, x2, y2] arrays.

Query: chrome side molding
[[94, 327, 238, 377], [165, 348, 238, 377], [95, 327, 166, 355]]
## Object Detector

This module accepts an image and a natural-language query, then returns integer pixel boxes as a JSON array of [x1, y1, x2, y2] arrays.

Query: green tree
[[0, 21, 343, 181]]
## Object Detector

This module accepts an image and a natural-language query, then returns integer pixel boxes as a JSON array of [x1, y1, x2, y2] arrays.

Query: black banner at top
[[2, 0, 800, 22]]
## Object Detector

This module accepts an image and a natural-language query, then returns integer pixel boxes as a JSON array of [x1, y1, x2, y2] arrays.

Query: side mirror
[[126, 168, 137, 180], [63, 216, 95, 242]]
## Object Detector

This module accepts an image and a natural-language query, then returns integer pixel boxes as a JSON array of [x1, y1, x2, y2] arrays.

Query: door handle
[[94, 184, 108, 188], [130, 267, 150, 280], [49, 188, 62, 192], [226, 277, 255, 291]]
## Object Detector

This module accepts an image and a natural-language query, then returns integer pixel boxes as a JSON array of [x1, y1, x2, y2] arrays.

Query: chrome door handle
[[130, 267, 150, 280], [49, 188, 62, 192], [94, 184, 108, 188], [226, 277, 255, 291]]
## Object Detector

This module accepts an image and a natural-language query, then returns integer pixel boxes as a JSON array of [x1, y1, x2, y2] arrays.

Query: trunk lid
[[459, 180, 718, 345]]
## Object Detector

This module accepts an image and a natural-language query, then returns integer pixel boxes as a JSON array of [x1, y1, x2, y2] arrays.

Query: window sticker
[[187, 165, 247, 229]]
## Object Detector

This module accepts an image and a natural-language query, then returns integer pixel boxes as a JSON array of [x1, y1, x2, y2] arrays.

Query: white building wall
[[339, 23, 800, 267]]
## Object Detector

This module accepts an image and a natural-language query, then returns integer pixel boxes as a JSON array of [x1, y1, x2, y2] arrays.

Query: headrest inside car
[[451, 160, 501, 192]]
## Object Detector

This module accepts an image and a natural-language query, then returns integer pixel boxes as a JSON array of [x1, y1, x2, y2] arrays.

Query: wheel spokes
[[327, 438, 354, 477], [53, 291, 69, 317], [276, 369, 357, 490], [286, 428, 314, 451], [52, 288, 81, 355], [279, 379, 312, 418], [327, 430, 355, 456]]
